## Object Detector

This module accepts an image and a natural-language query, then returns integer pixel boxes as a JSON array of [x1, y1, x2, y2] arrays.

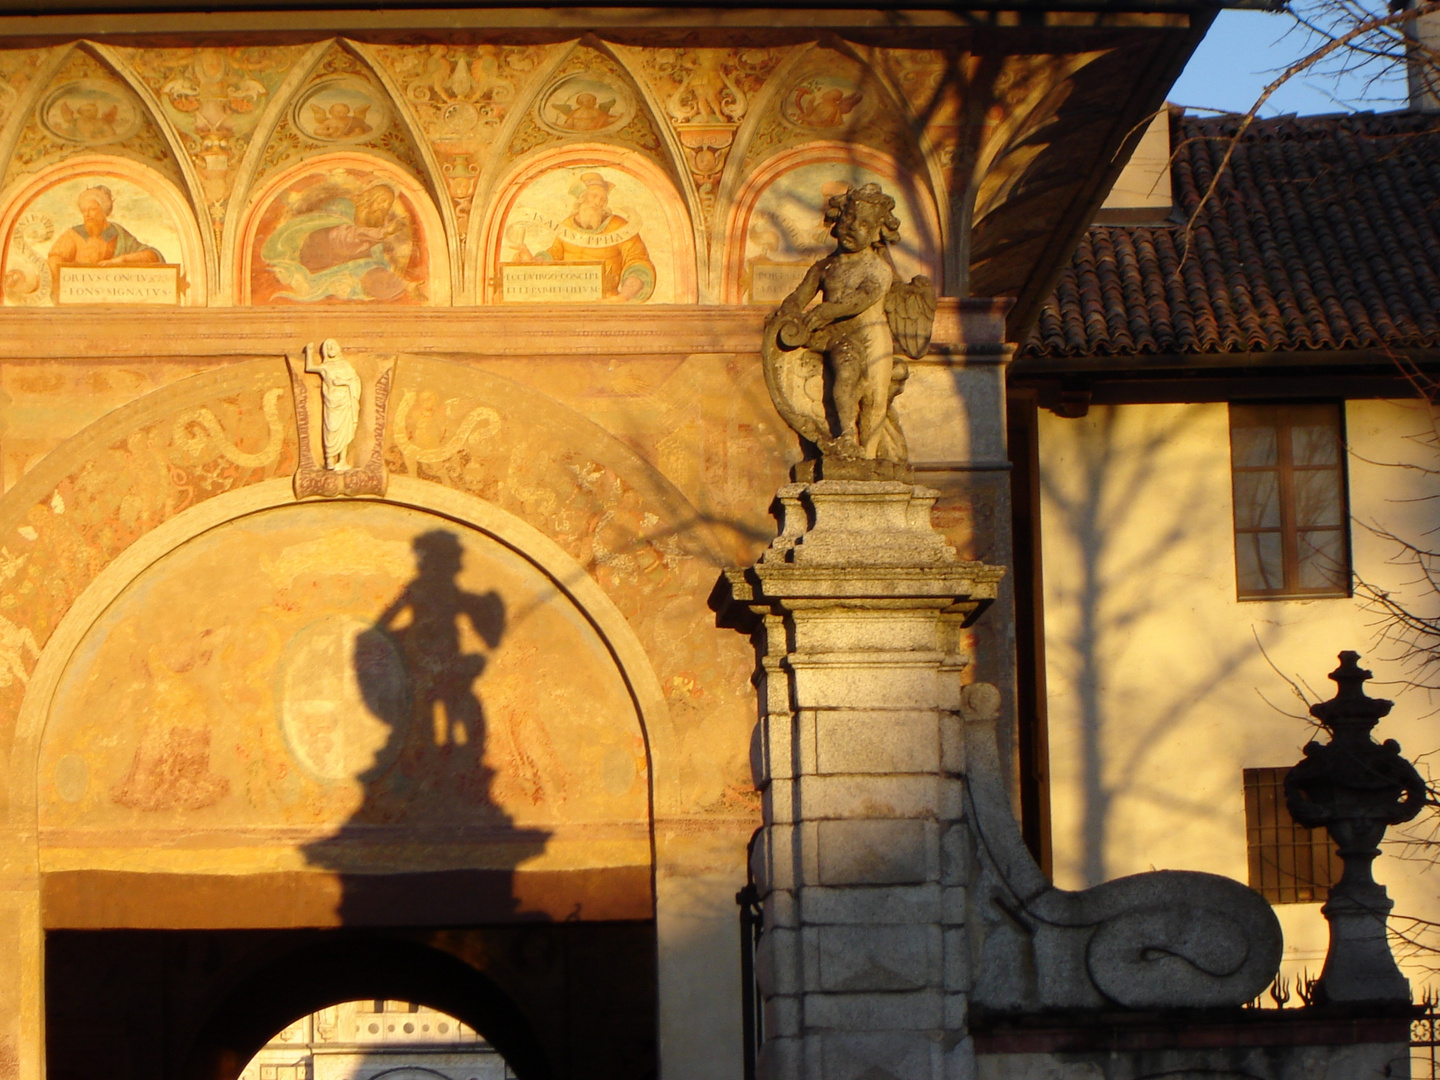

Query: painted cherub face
[[832, 198, 885, 254]]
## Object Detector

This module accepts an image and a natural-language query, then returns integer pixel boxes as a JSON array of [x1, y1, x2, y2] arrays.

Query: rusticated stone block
[[756, 1035, 802, 1080], [817, 819, 932, 885], [943, 929, 971, 989], [789, 611, 946, 654], [756, 927, 801, 997], [805, 989, 943, 1031], [809, 924, 938, 992], [796, 774, 943, 821], [787, 655, 944, 710], [813, 711, 942, 775], [799, 884, 942, 926], [940, 823, 973, 885], [763, 992, 802, 1038], [818, 1031, 938, 1080]]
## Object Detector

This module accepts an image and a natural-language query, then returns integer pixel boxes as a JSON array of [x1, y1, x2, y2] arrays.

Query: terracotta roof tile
[[1024, 110, 1440, 359]]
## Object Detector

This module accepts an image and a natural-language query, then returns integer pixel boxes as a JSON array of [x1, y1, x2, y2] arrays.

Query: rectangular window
[[1229, 403, 1350, 599], [1243, 767, 1343, 904]]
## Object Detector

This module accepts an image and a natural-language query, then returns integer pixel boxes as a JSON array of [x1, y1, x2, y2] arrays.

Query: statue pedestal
[[1319, 881, 1410, 1003], [723, 480, 1004, 1080]]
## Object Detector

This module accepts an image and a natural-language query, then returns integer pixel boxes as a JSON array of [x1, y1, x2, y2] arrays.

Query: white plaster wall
[[1038, 399, 1440, 989]]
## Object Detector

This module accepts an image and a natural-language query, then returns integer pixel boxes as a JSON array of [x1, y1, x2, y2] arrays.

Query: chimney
[[1094, 108, 1173, 225], [1407, 0, 1440, 111]]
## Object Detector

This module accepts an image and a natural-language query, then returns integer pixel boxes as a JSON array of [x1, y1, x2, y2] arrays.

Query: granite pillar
[[723, 479, 1004, 1080]]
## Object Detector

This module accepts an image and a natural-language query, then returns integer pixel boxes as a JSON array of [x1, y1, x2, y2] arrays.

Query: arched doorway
[[45, 927, 658, 1080]]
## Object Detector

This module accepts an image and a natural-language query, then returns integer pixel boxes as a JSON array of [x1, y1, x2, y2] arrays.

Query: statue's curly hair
[[825, 182, 901, 247]]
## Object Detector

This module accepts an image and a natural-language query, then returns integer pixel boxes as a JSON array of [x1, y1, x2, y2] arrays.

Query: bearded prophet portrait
[[2, 175, 184, 307], [249, 168, 429, 304], [500, 167, 672, 303]]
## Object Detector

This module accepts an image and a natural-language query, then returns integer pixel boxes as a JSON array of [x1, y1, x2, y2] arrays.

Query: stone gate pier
[[721, 472, 1420, 1080]]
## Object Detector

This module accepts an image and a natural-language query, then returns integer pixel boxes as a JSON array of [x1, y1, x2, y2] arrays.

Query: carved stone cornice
[[0, 299, 1008, 361]]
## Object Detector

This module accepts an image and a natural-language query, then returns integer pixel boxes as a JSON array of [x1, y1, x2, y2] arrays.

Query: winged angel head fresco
[[761, 182, 935, 468]]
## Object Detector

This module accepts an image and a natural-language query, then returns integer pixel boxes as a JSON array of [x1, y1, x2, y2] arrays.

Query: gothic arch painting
[[0, 155, 206, 306], [238, 152, 450, 305], [478, 145, 694, 304], [721, 142, 940, 304]]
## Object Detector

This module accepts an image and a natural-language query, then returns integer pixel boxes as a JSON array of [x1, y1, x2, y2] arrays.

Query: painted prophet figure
[[509, 171, 655, 301], [44, 185, 165, 302]]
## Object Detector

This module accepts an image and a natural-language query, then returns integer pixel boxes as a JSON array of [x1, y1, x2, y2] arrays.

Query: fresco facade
[[0, 39, 963, 305], [0, 21, 1181, 1080], [489, 160, 677, 303]]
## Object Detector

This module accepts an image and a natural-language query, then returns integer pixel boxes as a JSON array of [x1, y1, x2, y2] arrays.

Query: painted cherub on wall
[[762, 182, 935, 466]]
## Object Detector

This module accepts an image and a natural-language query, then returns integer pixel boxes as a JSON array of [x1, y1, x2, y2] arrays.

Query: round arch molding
[[17, 474, 670, 930]]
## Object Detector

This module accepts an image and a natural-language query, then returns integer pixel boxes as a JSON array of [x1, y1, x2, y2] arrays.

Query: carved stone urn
[[1285, 651, 1429, 1003]]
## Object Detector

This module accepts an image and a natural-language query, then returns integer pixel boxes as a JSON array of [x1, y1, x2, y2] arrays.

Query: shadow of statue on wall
[[302, 527, 551, 927]]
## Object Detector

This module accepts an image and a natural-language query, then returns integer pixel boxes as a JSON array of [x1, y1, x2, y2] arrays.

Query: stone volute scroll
[[760, 181, 935, 481], [286, 338, 397, 499], [1285, 651, 1429, 1004]]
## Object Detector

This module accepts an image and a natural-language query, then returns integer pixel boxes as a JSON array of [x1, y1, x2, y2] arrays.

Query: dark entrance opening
[[45, 925, 657, 1080]]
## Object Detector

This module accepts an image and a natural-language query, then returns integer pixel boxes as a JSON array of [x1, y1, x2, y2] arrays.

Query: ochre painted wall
[[1038, 398, 1440, 992]]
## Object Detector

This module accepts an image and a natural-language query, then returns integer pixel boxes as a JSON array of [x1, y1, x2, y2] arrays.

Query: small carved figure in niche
[[304, 337, 362, 471], [762, 182, 935, 467]]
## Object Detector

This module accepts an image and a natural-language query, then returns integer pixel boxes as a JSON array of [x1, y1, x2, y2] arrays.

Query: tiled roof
[[1024, 110, 1440, 360]]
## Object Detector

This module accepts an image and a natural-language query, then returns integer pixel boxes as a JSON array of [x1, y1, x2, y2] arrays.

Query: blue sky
[[1170, 8, 1409, 116]]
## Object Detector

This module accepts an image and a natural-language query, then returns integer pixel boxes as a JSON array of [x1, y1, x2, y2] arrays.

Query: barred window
[[1229, 403, 1350, 600], [1244, 767, 1343, 904]]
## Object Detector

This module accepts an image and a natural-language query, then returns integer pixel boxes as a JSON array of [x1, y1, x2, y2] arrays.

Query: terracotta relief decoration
[[726, 148, 939, 303], [286, 337, 395, 498], [120, 45, 301, 229], [241, 156, 447, 305], [486, 154, 692, 304], [0, 160, 202, 306], [626, 45, 788, 221], [367, 43, 558, 234]]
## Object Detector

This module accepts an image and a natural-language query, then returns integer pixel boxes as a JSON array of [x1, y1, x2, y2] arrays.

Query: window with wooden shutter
[[1229, 403, 1351, 600]]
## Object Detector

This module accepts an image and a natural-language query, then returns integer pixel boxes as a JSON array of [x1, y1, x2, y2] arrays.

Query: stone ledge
[[971, 1004, 1419, 1054]]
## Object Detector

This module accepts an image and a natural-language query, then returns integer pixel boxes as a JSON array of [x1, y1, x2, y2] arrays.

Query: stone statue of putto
[[762, 182, 936, 472]]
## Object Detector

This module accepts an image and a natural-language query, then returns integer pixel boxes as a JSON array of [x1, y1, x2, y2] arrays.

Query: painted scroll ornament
[[286, 338, 396, 499], [760, 182, 934, 479]]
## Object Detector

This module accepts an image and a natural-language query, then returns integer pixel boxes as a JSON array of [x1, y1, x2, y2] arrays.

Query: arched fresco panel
[[0, 155, 206, 306], [722, 142, 939, 304], [479, 145, 695, 304], [38, 495, 650, 880], [238, 152, 450, 305]]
